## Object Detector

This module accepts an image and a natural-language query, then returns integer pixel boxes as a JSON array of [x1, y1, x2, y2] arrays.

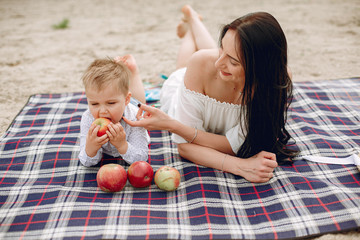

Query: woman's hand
[[123, 104, 176, 131], [229, 151, 278, 183]]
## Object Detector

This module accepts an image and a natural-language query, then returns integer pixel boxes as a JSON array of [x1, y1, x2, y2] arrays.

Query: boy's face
[[86, 83, 131, 124]]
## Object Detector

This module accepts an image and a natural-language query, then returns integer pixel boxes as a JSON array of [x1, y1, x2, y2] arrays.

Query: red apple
[[93, 117, 111, 137], [97, 164, 127, 192], [127, 161, 154, 188], [154, 166, 181, 191]]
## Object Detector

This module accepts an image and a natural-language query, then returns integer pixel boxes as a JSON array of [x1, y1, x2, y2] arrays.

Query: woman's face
[[215, 29, 245, 87]]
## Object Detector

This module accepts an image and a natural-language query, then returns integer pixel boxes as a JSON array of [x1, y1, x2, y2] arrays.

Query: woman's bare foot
[[181, 5, 202, 22], [177, 5, 203, 38]]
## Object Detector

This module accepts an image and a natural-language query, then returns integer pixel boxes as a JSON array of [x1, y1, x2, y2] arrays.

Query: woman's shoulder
[[184, 49, 218, 93], [189, 49, 218, 68]]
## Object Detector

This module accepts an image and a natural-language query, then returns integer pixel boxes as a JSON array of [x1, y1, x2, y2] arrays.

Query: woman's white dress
[[160, 68, 245, 154]]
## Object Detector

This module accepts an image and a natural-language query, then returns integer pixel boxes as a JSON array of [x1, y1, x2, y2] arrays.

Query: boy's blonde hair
[[82, 58, 131, 95]]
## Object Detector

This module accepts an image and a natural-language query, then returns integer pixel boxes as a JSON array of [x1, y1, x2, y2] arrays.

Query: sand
[[0, 0, 359, 238]]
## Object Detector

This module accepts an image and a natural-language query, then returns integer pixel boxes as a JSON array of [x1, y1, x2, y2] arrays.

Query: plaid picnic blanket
[[0, 78, 359, 239]]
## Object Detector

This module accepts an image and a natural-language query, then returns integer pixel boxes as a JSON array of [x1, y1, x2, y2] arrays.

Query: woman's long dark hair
[[219, 12, 298, 163]]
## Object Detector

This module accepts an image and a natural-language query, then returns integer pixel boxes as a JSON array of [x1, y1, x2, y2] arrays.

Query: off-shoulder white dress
[[160, 68, 245, 154]]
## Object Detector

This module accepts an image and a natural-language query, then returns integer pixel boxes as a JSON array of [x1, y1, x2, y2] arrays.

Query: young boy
[[79, 55, 150, 167]]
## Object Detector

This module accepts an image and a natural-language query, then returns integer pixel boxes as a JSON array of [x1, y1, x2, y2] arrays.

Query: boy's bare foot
[[114, 54, 138, 74]]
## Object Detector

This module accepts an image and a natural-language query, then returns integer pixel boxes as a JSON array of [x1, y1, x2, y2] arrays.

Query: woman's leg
[[182, 5, 217, 50], [115, 55, 146, 103], [175, 5, 217, 69], [128, 67, 146, 104], [176, 22, 197, 69]]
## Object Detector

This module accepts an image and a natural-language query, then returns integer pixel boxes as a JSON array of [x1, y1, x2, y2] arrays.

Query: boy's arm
[[79, 110, 103, 167], [120, 124, 150, 165]]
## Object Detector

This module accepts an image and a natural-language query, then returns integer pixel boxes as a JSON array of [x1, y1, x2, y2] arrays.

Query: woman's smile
[[220, 70, 232, 77]]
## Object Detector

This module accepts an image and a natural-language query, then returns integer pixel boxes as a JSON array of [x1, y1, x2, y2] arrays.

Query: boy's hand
[[85, 124, 109, 157], [106, 122, 128, 154]]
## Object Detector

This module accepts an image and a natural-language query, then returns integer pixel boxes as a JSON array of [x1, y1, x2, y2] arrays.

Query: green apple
[[154, 166, 181, 191]]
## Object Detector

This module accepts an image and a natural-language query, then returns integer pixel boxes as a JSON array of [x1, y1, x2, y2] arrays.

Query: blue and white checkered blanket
[[0, 78, 359, 239]]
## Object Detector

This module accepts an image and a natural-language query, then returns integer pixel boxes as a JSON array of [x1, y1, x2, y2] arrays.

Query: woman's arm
[[123, 104, 277, 183], [178, 143, 278, 183], [123, 104, 234, 154], [171, 119, 235, 154]]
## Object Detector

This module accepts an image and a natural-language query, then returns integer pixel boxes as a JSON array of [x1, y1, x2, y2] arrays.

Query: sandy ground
[[0, 0, 359, 238]]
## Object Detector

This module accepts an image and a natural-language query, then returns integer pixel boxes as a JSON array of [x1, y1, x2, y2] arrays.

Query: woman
[[124, 5, 297, 183]]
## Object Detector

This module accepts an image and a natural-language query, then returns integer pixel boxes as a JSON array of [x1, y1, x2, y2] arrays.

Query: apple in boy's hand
[[93, 117, 111, 137], [154, 166, 181, 191], [127, 161, 154, 188], [97, 164, 127, 192]]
